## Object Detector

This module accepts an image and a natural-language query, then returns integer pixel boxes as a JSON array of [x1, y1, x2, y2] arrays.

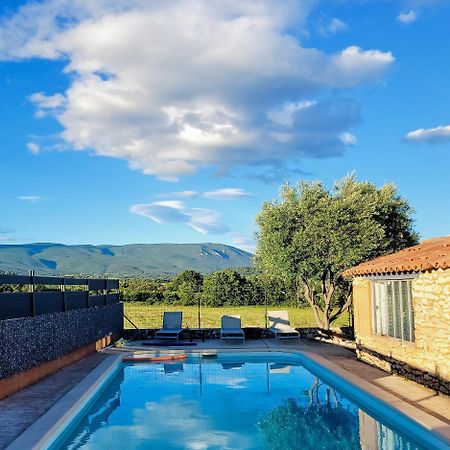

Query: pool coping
[[301, 350, 450, 446], [6, 353, 124, 450], [6, 348, 450, 450]]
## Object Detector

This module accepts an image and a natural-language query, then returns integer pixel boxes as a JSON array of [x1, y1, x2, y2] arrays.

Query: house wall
[[353, 270, 450, 394]]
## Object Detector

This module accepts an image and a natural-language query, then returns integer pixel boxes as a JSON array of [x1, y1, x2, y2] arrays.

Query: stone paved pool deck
[[1, 338, 449, 448]]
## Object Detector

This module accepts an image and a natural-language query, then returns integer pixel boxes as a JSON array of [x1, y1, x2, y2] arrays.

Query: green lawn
[[123, 303, 349, 329]]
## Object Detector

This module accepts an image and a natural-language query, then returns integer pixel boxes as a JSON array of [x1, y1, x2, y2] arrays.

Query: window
[[372, 279, 414, 342]]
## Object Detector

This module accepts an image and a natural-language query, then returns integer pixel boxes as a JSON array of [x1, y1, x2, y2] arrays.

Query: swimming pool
[[46, 352, 448, 450]]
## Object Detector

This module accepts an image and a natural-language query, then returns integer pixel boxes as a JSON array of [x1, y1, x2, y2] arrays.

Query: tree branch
[[299, 276, 324, 328], [329, 291, 353, 324]]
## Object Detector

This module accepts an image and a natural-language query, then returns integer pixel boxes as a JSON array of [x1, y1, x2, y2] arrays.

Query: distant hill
[[0, 243, 253, 277]]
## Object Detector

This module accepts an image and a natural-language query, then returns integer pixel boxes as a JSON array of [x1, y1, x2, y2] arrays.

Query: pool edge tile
[[6, 353, 124, 450]]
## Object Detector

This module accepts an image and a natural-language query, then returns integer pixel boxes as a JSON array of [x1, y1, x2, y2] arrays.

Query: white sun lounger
[[220, 315, 245, 342], [156, 311, 183, 340], [268, 310, 300, 340]]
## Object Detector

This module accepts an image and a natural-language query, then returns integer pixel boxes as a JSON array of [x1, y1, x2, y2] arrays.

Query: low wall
[[123, 325, 355, 344], [0, 303, 123, 380]]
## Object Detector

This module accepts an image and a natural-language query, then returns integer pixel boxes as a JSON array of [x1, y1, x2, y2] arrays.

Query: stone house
[[344, 237, 450, 394]]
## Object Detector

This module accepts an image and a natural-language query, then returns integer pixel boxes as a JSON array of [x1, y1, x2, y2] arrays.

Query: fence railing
[[0, 273, 119, 320], [122, 303, 351, 330]]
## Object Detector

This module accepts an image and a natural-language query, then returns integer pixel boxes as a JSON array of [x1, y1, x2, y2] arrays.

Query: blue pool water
[[51, 354, 440, 450]]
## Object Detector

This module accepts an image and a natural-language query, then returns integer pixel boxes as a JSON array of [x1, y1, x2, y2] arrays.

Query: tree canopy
[[203, 269, 256, 306], [255, 175, 418, 329], [258, 397, 360, 450]]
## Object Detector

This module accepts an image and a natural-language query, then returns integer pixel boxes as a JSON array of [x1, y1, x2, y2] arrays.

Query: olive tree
[[255, 175, 418, 329], [258, 395, 360, 450]]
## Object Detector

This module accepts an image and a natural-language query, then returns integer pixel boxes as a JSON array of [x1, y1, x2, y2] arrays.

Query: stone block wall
[[0, 303, 123, 379], [352, 270, 450, 394]]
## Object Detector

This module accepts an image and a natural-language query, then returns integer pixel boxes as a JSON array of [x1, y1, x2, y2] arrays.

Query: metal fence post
[[29, 270, 35, 317], [85, 281, 89, 308], [197, 296, 201, 329], [264, 286, 268, 329], [61, 279, 66, 312]]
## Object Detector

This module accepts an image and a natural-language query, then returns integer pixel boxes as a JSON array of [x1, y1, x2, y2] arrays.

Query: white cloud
[[339, 132, 357, 145], [114, 396, 252, 450], [0, 235, 33, 243], [26, 142, 40, 154], [159, 191, 199, 199], [0, 0, 394, 180], [397, 10, 417, 24], [405, 124, 450, 144], [29, 91, 65, 109], [320, 17, 348, 36], [18, 195, 43, 203], [0, 236, 19, 243], [202, 188, 254, 201], [328, 46, 394, 87], [230, 233, 256, 253], [130, 201, 229, 234], [267, 100, 316, 127]]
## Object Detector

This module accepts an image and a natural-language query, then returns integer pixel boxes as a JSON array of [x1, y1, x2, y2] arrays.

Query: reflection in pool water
[[57, 360, 425, 450]]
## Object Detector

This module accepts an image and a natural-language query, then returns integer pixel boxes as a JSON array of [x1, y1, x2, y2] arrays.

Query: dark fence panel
[[88, 279, 106, 291], [64, 278, 88, 286], [0, 275, 32, 285], [34, 292, 64, 316], [34, 276, 63, 285], [106, 279, 119, 290], [106, 293, 119, 305], [89, 295, 106, 307], [0, 275, 119, 320], [0, 293, 32, 320], [65, 291, 89, 310]]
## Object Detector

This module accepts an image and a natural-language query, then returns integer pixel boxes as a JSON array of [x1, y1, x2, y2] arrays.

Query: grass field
[[123, 303, 349, 329]]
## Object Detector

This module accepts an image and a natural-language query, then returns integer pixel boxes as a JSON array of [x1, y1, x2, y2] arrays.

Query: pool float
[[123, 354, 187, 362]]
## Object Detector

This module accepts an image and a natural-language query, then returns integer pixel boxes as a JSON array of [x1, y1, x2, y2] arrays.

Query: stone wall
[[0, 303, 123, 379], [356, 344, 449, 394], [353, 270, 450, 394]]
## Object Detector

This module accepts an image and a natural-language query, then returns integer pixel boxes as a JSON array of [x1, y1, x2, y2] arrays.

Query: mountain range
[[0, 243, 253, 277]]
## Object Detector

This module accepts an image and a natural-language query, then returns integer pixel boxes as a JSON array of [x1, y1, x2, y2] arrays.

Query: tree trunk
[[298, 277, 325, 328], [298, 272, 350, 331]]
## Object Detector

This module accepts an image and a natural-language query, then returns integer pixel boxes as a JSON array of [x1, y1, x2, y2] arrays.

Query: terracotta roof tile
[[344, 236, 450, 277]]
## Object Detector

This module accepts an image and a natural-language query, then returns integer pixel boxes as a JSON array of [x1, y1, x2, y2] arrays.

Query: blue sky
[[1, 0, 449, 252]]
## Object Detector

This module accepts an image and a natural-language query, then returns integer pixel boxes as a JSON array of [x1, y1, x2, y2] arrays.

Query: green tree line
[[119, 269, 299, 307]]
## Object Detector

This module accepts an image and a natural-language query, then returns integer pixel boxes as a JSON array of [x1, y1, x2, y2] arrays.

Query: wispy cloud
[[158, 188, 254, 201], [130, 201, 229, 234], [230, 233, 256, 253], [319, 18, 348, 36], [18, 195, 43, 203], [29, 92, 66, 117], [339, 132, 357, 145], [0, 228, 32, 243], [0, 0, 394, 181], [405, 124, 450, 144], [0, 236, 17, 243], [202, 188, 254, 201], [397, 10, 418, 24], [159, 191, 199, 199], [26, 142, 40, 154]]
